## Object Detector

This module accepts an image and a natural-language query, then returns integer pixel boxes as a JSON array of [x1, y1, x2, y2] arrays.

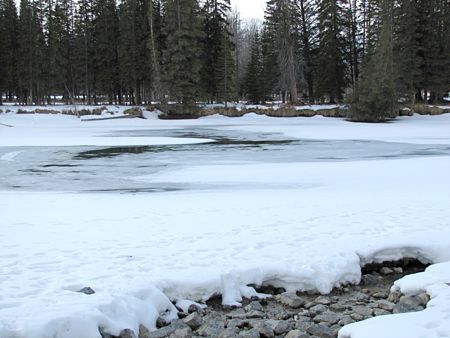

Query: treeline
[[0, 0, 234, 105], [0, 0, 448, 108]]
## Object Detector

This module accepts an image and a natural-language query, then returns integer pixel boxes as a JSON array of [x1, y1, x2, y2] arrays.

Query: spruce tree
[[244, 31, 263, 104], [297, 0, 317, 101], [93, 0, 120, 104], [393, 0, 421, 104], [315, 0, 346, 103], [73, 0, 95, 104], [0, 0, 18, 104], [348, 0, 396, 122], [162, 0, 203, 105], [202, 0, 234, 104], [265, 0, 300, 104]]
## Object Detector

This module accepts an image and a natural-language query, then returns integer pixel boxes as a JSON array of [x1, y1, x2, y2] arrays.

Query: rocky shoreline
[[102, 259, 429, 338]]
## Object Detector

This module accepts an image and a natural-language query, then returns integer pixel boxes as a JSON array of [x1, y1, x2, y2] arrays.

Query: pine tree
[[244, 31, 263, 104], [202, 0, 234, 104], [17, 0, 46, 104], [162, 0, 203, 105], [0, 0, 18, 104], [73, 0, 95, 104], [393, 0, 421, 104], [315, 0, 346, 103], [265, 0, 300, 103], [348, 0, 396, 122], [93, 0, 120, 104], [47, 0, 75, 103], [119, 0, 151, 104], [297, 0, 317, 101]]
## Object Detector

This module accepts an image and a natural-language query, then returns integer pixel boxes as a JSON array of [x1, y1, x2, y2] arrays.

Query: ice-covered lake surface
[[1, 109, 450, 338]]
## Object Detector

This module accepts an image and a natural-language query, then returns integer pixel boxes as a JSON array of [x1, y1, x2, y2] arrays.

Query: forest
[[0, 0, 448, 111]]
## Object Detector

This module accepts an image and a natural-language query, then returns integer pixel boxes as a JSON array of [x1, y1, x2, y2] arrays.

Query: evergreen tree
[[393, 0, 421, 104], [0, 0, 18, 104], [162, 0, 203, 105], [202, 0, 234, 104], [315, 0, 346, 103], [17, 0, 46, 104], [93, 0, 120, 104], [47, 0, 75, 103], [119, 0, 151, 104], [73, 0, 95, 104], [244, 31, 264, 104], [265, 0, 300, 103], [348, 0, 396, 122], [297, 0, 317, 101], [147, 0, 164, 102]]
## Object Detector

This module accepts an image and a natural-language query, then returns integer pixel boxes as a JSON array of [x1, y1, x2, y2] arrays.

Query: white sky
[[230, 0, 266, 20]]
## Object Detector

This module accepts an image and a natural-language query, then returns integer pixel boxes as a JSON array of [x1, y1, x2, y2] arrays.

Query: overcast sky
[[230, 0, 266, 20]]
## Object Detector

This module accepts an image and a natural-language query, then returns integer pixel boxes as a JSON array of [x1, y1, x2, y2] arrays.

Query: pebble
[[285, 330, 309, 338], [100, 262, 430, 338], [278, 292, 305, 308]]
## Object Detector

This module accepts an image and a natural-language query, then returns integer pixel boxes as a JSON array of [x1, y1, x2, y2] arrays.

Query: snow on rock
[[339, 263, 450, 338]]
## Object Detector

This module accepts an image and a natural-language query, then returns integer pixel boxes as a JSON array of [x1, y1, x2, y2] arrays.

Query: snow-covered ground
[[0, 109, 450, 338]]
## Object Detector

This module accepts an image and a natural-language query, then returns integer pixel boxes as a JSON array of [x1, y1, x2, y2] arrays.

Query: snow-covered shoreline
[[1, 111, 449, 338]]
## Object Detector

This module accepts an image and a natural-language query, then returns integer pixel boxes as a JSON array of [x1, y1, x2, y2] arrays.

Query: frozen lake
[[2, 127, 450, 193]]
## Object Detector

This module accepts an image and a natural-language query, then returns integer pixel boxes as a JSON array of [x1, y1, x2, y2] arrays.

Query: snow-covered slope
[[0, 110, 449, 338]]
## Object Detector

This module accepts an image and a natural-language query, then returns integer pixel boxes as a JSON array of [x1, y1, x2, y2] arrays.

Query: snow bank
[[339, 263, 450, 338], [1, 112, 450, 338]]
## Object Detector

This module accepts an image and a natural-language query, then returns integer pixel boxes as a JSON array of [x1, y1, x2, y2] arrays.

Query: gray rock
[[183, 313, 203, 330], [120, 329, 137, 338], [393, 267, 404, 274], [279, 292, 305, 308], [350, 313, 364, 321], [417, 293, 430, 306], [219, 328, 239, 338], [266, 319, 292, 335], [227, 309, 246, 319], [295, 320, 314, 333], [285, 330, 309, 338], [197, 318, 225, 337], [139, 324, 151, 338], [338, 316, 354, 326], [361, 274, 380, 286], [399, 295, 427, 308], [388, 291, 402, 303], [172, 328, 192, 338], [372, 291, 389, 299], [188, 304, 205, 315], [351, 305, 373, 317], [78, 286, 95, 295], [249, 320, 274, 338], [314, 296, 332, 305], [373, 309, 390, 316], [238, 329, 260, 338], [170, 320, 190, 330], [376, 300, 395, 312], [307, 324, 334, 338], [144, 326, 175, 338], [244, 301, 263, 312], [353, 292, 370, 302], [157, 317, 168, 328], [392, 302, 418, 314], [329, 303, 349, 311], [245, 310, 265, 319], [304, 301, 316, 309], [309, 304, 328, 316], [226, 319, 246, 329], [313, 311, 341, 325], [380, 267, 394, 275]]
